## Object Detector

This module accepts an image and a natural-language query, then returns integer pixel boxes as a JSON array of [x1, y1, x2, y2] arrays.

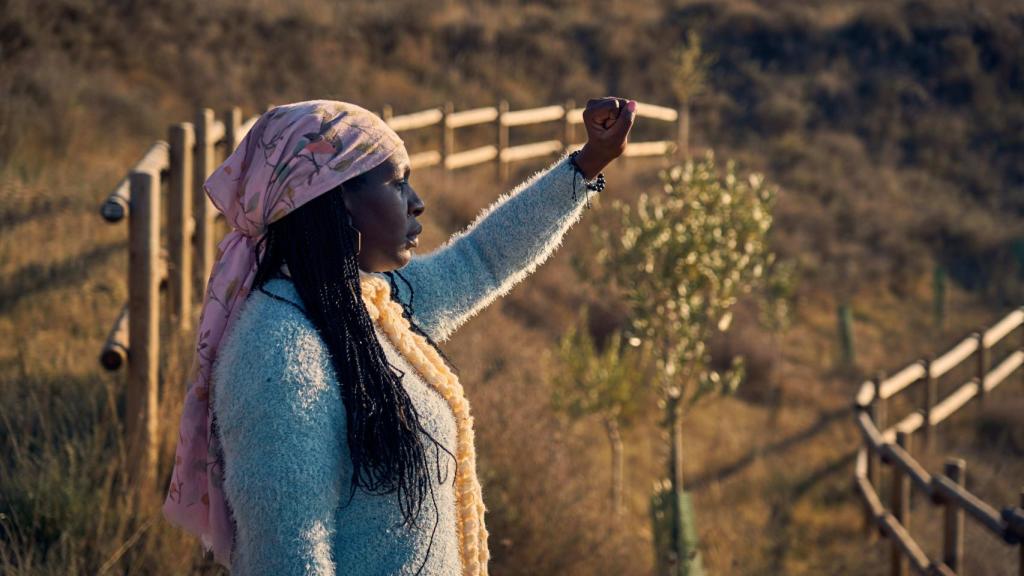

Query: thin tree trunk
[[668, 392, 684, 493], [604, 416, 624, 518], [662, 337, 685, 494], [659, 337, 693, 575], [677, 102, 690, 160], [665, 382, 686, 575]]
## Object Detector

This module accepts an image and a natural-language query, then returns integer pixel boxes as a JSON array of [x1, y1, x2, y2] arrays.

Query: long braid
[[384, 269, 460, 378], [250, 182, 456, 550]]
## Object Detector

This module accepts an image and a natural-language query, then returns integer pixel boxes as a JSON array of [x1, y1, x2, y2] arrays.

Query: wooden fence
[[97, 99, 685, 488], [853, 308, 1024, 575]]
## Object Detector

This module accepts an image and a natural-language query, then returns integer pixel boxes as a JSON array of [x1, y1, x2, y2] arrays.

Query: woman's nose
[[409, 189, 425, 217]]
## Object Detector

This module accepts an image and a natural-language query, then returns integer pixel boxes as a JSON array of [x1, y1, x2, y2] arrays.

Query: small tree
[[670, 31, 715, 159], [550, 306, 649, 518], [581, 152, 781, 575]]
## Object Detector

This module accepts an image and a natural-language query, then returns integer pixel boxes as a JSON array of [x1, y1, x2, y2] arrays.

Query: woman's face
[[342, 146, 425, 272]]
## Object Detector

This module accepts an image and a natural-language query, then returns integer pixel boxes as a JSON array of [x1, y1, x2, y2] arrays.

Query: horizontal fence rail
[[853, 307, 1024, 575], [99, 142, 171, 222], [97, 98, 687, 489]]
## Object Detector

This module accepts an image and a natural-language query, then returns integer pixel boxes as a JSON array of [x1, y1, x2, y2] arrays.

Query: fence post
[[891, 431, 911, 576], [440, 101, 454, 172], [381, 104, 393, 123], [168, 123, 195, 331], [194, 108, 217, 296], [224, 106, 242, 154], [496, 100, 509, 183], [862, 443, 876, 537], [922, 359, 936, 450], [127, 168, 161, 491], [868, 373, 886, 512], [563, 99, 576, 153], [838, 302, 856, 369], [975, 331, 988, 407], [943, 459, 965, 574]]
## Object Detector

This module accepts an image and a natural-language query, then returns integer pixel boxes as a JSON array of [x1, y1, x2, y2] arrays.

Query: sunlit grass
[[2, 0, 1022, 572]]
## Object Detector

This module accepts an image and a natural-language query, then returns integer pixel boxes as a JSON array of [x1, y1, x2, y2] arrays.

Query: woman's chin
[[395, 247, 414, 266], [362, 251, 412, 273]]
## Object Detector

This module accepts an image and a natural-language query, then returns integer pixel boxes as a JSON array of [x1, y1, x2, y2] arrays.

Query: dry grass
[[3, 0, 1023, 573], [2, 112, 1020, 575]]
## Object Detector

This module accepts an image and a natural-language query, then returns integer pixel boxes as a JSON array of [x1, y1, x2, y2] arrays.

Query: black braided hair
[[383, 269, 460, 378], [249, 178, 457, 573]]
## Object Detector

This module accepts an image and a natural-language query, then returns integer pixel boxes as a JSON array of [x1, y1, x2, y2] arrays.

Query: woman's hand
[[574, 97, 637, 180]]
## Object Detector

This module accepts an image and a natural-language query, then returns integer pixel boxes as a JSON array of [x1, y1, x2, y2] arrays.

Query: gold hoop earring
[[346, 214, 362, 256]]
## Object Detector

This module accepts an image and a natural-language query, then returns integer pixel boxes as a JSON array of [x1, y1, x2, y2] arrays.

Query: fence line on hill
[[96, 99, 685, 488], [852, 309, 1024, 575]]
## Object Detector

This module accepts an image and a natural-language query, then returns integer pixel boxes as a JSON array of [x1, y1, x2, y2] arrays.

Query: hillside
[[1, 0, 1022, 573], [3, 0, 1023, 298]]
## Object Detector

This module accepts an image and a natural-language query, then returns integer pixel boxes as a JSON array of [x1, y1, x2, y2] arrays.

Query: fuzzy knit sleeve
[[391, 151, 599, 343], [212, 292, 348, 576]]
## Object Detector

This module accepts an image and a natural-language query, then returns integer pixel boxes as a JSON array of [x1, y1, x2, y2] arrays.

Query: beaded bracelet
[[568, 149, 606, 209]]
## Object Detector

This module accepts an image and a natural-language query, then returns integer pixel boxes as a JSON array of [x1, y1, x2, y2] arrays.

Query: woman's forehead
[[390, 146, 411, 173], [360, 147, 410, 182]]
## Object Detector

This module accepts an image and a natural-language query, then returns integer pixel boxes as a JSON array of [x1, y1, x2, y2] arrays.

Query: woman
[[163, 97, 636, 575]]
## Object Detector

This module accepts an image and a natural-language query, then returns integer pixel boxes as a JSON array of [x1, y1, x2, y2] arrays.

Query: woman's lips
[[406, 225, 422, 248]]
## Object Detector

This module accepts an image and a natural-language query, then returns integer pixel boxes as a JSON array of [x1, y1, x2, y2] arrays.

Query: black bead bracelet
[[568, 150, 606, 209]]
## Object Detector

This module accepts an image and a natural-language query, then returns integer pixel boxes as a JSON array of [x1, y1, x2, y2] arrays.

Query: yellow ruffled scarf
[[358, 271, 490, 575]]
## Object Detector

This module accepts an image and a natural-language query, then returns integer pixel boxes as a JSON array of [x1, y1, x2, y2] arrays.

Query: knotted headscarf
[[162, 100, 404, 568]]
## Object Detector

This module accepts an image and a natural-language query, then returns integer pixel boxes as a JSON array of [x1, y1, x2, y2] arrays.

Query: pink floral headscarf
[[162, 100, 404, 568]]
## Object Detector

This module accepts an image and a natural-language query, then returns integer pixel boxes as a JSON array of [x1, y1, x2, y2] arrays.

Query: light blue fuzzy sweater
[[211, 152, 599, 575]]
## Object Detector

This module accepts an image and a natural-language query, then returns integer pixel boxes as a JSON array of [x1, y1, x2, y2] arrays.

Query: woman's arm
[[213, 300, 347, 576], [391, 98, 637, 344], [392, 150, 597, 343]]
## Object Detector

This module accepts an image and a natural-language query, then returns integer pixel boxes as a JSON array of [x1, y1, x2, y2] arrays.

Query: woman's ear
[[339, 183, 356, 219]]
